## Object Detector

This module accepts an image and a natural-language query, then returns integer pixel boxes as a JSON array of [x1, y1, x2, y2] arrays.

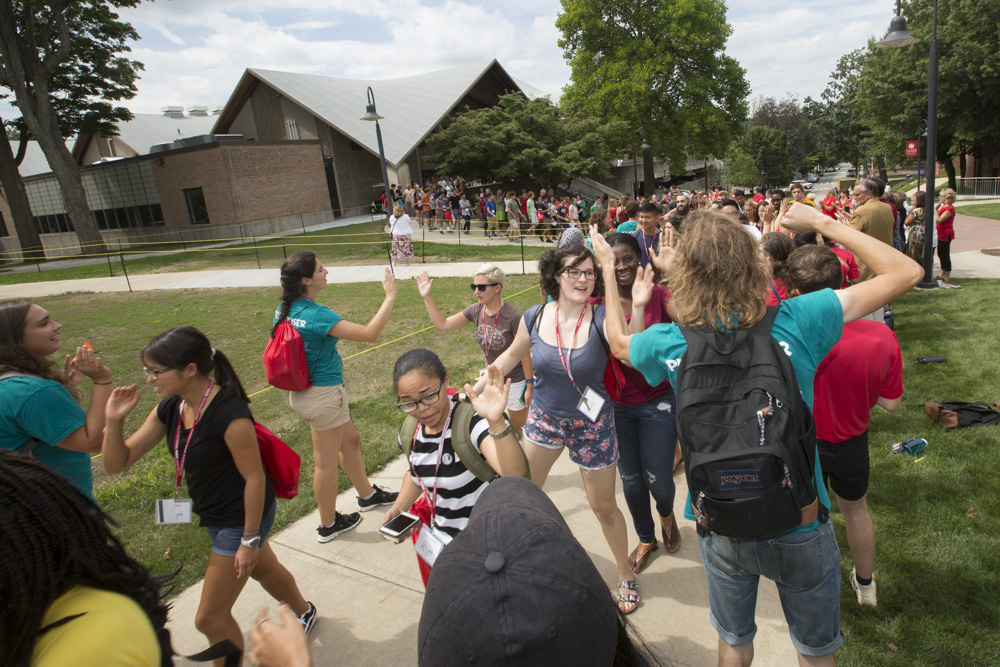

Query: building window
[[106, 138, 116, 157], [286, 119, 300, 140], [184, 188, 211, 225]]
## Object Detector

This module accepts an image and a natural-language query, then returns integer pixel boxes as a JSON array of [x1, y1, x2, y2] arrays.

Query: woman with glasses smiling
[[416, 263, 534, 437], [384, 348, 526, 584], [471, 244, 640, 615]]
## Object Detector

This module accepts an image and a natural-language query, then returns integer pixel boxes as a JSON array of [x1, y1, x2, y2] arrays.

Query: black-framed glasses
[[396, 381, 444, 412], [562, 267, 596, 281], [142, 366, 174, 379], [470, 283, 499, 291]]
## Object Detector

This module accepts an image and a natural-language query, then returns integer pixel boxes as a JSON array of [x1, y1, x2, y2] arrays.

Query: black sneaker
[[316, 512, 362, 543], [297, 601, 318, 635], [357, 484, 398, 512]]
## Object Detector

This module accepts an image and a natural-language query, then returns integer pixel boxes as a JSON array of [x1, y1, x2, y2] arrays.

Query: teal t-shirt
[[0, 376, 92, 498], [629, 289, 844, 532], [616, 220, 638, 233], [273, 298, 344, 386]]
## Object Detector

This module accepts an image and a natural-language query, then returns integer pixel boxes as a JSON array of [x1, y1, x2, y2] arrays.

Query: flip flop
[[629, 540, 658, 574]]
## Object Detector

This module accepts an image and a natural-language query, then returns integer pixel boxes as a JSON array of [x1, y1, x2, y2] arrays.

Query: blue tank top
[[524, 303, 612, 419]]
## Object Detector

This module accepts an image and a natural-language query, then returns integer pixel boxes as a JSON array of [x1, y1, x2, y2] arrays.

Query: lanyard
[[554, 304, 588, 404], [639, 230, 657, 266], [173, 382, 213, 493], [480, 301, 503, 360], [408, 402, 455, 530]]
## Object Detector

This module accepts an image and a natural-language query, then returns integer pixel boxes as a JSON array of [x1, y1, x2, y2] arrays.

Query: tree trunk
[[942, 155, 957, 191], [642, 149, 655, 196], [0, 133, 44, 261], [959, 152, 966, 179], [876, 156, 888, 183]]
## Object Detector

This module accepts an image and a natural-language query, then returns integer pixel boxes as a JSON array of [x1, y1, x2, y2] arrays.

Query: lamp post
[[704, 156, 710, 194], [631, 131, 649, 198], [876, 0, 938, 288], [916, 119, 928, 193], [360, 86, 394, 274]]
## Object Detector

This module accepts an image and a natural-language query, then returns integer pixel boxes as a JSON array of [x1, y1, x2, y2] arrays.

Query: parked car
[[808, 174, 819, 183], [846, 169, 856, 177]]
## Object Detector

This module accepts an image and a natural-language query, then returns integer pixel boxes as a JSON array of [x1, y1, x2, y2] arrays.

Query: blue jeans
[[613, 390, 677, 543], [698, 520, 844, 657]]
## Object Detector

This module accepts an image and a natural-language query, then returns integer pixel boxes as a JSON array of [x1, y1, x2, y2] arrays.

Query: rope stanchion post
[[107, 253, 113, 277], [118, 250, 132, 292], [179, 230, 187, 252], [36, 260, 41, 273], [252, 234, 261, 269], [520, 235, 525, 275], [422, 226, 426, 263]]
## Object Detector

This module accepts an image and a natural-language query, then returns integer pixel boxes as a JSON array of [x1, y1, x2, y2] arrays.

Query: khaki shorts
[[289, 384, 351, 432]]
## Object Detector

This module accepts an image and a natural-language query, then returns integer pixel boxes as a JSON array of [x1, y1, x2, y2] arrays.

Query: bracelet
[[93, 381, 113, 386], [242, 530, 261, 537], [488, 424, 512, 440], [524, 378, 535, 384]]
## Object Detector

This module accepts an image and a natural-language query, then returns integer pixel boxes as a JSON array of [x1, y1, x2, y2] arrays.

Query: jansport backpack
[[675, 306, 824, 537], [262, 310, 313, 391]]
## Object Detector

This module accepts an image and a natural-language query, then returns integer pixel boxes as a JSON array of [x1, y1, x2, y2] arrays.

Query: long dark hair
[[141, 326, 249, 403], [0, 452, 173, 666], [760, 231, 794, 282], [274, 251, 318, 336], [0, 298, 81, 401]]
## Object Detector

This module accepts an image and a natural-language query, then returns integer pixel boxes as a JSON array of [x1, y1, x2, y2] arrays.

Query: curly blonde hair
[[668, 211, 768, 332], [940, 188, 957, 204]]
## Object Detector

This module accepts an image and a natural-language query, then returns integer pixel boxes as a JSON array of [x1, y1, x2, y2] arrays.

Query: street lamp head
[[361, 86, 384, 122], [640, 137, 651, 150], [875, 14, 921, 48]]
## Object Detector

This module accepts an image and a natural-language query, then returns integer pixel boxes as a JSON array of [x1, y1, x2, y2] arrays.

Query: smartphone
[[379, 512, 420, 543]]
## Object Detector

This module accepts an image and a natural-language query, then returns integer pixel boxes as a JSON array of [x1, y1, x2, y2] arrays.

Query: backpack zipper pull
[[695, 492, 706, 524]]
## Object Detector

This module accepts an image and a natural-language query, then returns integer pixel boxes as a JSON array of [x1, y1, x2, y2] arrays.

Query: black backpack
[[675, 306, 825, 537]]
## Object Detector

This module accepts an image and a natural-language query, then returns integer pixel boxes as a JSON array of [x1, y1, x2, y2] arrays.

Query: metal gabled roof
[[220, 59, 530, 167]]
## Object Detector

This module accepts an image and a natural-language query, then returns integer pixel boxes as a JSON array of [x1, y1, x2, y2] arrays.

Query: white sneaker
[[850, 566, 877, 607]]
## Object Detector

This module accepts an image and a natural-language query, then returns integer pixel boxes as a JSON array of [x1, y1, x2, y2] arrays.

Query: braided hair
[[0, 298, 81, 401], [274, 251, 317, 336], [0, 452, 173, 666]]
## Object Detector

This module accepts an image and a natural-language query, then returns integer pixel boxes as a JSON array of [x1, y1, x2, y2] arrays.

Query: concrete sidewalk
[[166, 452, 801, 667]]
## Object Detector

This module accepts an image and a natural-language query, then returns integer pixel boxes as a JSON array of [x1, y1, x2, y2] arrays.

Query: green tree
[[722, 142, 756, 188], [744, 126, 792, 187], [748, 95, 815, 178], [855, 0, 1000, 190], [556, 0, 749, 182], [809, 49, 869, 172], [0, 0, 143, 253], [425, 93, 625, 186]]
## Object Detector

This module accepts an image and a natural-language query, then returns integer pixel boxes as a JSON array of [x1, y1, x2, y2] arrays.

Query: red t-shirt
[[765, 278, 788, 305], [829, 246, 861, 288], [937, 205, 956, 241], [593, 284, 673, 406], [821, 197, 838, 219], [752, 193, 765, 204], [813, 320, 903, 443]]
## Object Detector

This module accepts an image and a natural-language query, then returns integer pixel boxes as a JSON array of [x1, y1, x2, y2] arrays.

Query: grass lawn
[[42, 274, 544, 597], [957, 203, 1000, 221], [0, 219, 548, 285], [36, 277, 1000, 665]]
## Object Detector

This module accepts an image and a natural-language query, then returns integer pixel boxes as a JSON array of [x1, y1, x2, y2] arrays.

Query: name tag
[[155, 498, 192, 525], [577, 386, 605, 422], [414, 524, 446, 566]]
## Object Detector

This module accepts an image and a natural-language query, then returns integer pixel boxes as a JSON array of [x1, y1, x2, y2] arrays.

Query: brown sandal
[[660, 512, 681, 553], [629, 539, 658, 574]]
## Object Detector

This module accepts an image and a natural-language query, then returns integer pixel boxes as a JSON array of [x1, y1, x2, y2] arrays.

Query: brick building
[[0, 59, 538, 260]]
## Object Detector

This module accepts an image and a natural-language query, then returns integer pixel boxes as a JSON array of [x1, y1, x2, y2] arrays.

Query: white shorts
[[507, 379, 528, 412]]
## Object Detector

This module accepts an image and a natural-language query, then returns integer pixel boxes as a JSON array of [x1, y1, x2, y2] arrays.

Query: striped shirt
[[406, 398, 490, 543]]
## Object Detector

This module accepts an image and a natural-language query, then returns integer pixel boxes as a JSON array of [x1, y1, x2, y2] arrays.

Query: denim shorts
[[523, 402, 617, 470], [697, 520, 844, 657], [205, 502, 276, 557]]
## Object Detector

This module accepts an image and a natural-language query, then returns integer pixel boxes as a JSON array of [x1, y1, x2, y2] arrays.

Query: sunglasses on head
[[470, 283, 499, 291]]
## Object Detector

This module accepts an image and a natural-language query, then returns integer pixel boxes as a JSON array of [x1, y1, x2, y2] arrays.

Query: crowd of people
[[1, 164, 956, 665]]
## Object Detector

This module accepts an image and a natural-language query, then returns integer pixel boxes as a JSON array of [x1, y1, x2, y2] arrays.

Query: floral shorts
[[523, 402, 618, 470]]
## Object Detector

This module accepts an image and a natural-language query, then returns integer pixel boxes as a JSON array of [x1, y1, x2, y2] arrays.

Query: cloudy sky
[[7, 0, 896, 118]]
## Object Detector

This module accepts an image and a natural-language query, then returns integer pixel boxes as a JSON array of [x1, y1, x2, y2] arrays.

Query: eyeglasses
[[142, 366, 173, 379], [470, 283, 499, 291], [396, 381, 444, 412], [562, 268, 597, 281]]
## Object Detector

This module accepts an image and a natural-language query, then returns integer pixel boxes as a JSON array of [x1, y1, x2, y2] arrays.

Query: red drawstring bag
[[262, 320, 311, 391], [254, 422, 301, 499], [409, 495, 434, 587]]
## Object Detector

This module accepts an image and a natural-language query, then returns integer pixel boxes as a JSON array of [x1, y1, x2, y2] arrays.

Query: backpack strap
[[768, 280, 784, 303]]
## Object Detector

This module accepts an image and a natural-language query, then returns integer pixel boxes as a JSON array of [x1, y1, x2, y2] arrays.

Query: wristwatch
[[240, 534, 261, 549]]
